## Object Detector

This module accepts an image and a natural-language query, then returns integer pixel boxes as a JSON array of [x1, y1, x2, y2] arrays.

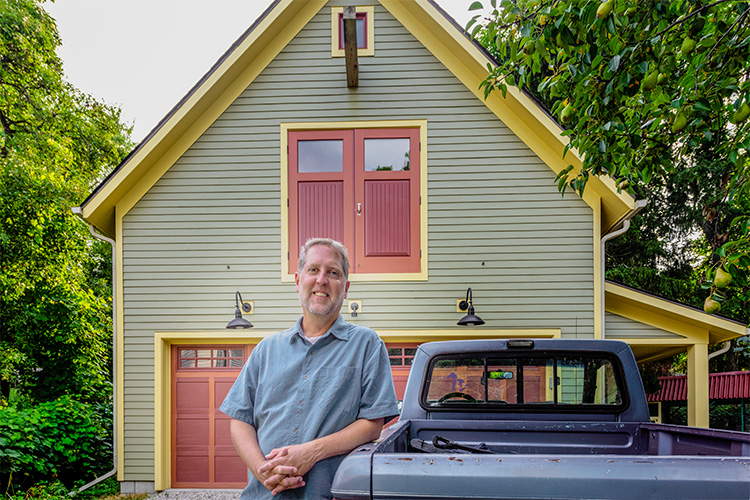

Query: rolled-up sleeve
[[357, 338, 399, 422]]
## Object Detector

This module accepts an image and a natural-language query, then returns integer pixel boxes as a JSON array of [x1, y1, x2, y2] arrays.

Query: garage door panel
[[175, 454, 209, 483]]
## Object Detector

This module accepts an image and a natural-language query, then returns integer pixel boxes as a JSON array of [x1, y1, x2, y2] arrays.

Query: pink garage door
[[171, 345, 251, 488]]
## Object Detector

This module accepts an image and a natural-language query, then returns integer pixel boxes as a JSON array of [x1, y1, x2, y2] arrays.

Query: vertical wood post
[[343, 6, 359, 88], [687, 342, 710, 428]]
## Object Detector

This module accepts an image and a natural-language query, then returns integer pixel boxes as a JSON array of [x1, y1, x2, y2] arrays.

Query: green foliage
[[0, 0, 132, 405], [0, 396, 113, 494], [469, 0, 750, 311]]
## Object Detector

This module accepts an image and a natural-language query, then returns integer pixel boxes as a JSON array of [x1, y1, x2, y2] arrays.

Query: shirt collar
[[289, 315, 351, 343]]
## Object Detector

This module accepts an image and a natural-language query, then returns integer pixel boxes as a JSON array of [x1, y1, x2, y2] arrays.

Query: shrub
[[0, 396, 112, 494]]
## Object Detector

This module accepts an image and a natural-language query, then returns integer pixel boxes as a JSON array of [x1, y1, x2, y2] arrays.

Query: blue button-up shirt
[[220, 316, 399, 499]]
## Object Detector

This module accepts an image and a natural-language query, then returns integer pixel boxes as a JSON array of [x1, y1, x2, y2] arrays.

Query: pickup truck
[[331, 339, 750, 500]]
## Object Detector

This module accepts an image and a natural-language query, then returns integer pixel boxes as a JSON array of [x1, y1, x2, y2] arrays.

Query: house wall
[[119, 1, 594, 481], [605, 311, 686, 339]]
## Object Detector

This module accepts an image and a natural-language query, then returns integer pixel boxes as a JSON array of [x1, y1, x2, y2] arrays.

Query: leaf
[[469, 1, 484, 10], [608, 54, 621, 73]]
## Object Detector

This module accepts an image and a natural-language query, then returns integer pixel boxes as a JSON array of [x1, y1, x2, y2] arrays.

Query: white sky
[[45, 0, 479, 143]]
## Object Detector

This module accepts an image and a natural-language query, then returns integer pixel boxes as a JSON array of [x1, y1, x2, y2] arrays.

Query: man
[[220, 238, 399, 498]]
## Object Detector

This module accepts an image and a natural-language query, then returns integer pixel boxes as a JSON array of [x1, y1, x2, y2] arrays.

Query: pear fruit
[[714, 267, 732, 288], [597, 0, 614, 19], [732, 103, 750, 124], [681, 37, 696, 56], [671, 112, 688, 133], [523, 40, 535, 55], [703, 296, 721, 314], [642, 71, 658, 91], [560, 103, 575, 124]]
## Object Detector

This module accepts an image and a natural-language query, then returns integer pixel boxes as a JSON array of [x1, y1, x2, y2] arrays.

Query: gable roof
[[79, 0, 635, 237]]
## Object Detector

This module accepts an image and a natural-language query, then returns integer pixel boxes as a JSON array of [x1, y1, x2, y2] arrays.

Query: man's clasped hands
[[255, 442, 319, 495]]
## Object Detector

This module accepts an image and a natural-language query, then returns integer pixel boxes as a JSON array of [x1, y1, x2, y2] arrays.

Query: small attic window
[[331, 6, 374, 57]]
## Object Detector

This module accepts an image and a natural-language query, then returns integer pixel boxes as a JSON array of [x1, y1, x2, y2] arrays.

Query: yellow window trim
[[280, 120, 428, 282], [331, 6, 375, 57]]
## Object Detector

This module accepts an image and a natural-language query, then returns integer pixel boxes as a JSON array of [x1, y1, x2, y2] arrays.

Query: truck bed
[[332, 420, 750, 500]]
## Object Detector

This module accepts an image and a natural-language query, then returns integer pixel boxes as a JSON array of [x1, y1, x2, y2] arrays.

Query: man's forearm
[[306, 417, 384, 463], [260, 417, 384, 481], [229, 418, 268, 480]]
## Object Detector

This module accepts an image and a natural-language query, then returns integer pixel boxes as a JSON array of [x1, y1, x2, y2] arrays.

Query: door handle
[[356, 202, 362, 216]]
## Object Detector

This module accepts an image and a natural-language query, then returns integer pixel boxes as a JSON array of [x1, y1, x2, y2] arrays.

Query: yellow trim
[[375, 329, 561, 342], [153, 327, 558, 488], [82, 0, 634, 240], [115, 215, 125, 481], [593, 198, 603, 339], [280, 120, 428, 282], [605, 282, 746, 344], [153, 331, 272, 491], [331, 6, 375, 57], [379, 0, 634, 232], [687, 343, 709, 428], [81, 0, 327, 236]]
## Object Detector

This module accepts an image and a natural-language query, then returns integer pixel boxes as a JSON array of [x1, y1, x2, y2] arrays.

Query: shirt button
[[304, 375, 309, 380], [293, 427, 299, 433], [299, 400, 304, 406]]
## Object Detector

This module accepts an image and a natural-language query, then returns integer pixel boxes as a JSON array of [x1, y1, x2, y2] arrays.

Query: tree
[[467, 0, 750, 316], [0, 0, 132, 405]]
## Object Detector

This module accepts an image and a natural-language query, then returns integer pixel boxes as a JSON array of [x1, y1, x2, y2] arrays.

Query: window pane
[[196, 359, 211, 368], [230, 358, 244, 368], [298, 140, 344, 172], [229, 349, 243, 358], [215, 359, 227, 368], [486, 359, 517, 403], [556, 357, 621, 405], [405, 348, 417, 356], [522, 358, 554, 404], [356, 17, 365, 48], [180, 359, 194, 368], [196, 349, 211, 359], [364, 138, 411, 171], [215, 349, 226, 358], [181, 349, 195, 358], [426, 358, 484, 403], [390, 358, 403, 366], [388, 348, 402, 356], [405, 358, 413, 366]]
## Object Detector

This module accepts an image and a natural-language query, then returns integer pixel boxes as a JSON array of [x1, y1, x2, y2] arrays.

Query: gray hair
[[298, 238, 350, 280]]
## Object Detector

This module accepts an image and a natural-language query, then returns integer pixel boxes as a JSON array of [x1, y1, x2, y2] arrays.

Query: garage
[[169, 341, 420, 487]]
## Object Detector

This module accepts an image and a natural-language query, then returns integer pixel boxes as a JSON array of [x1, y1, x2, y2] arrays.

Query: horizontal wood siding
[[120, 1, 594, 479], [605, 312, 684, 339]]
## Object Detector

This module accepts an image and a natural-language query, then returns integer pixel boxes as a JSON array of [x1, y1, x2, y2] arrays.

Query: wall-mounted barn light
[[457, 287, 485, 326], [226, 291, 253, 329]]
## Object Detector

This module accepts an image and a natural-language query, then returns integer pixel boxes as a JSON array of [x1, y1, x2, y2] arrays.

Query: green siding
[[119, 2, 596, 479], [605, 312, 685, 339]]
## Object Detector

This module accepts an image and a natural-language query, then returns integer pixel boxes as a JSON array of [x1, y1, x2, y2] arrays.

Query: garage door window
[[178, 348, 244, 369]]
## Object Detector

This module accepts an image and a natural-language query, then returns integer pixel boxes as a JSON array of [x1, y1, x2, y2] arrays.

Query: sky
[[45, 0, 480, 143]]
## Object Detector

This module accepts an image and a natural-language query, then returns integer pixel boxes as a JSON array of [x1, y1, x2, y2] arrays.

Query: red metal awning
[[647, 371, 750, 402]]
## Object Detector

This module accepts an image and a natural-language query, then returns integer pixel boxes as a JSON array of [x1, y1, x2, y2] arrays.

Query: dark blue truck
[[332, 339, 750, 500]]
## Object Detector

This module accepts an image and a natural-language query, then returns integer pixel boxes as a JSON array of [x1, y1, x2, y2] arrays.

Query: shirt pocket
[[312, 365, 359, 415]]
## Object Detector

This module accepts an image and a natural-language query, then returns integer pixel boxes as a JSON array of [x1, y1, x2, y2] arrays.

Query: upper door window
[[287, 127, 421, 277]]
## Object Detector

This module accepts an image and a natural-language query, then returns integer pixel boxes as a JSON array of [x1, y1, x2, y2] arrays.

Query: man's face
[[295, 244, 350, 318]]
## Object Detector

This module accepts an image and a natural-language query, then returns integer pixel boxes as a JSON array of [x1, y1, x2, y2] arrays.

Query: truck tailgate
[[365, 453, 749, 500]]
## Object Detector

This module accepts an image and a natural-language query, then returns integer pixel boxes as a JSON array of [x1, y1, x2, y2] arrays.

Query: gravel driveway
[[147, 489, 241, 499]]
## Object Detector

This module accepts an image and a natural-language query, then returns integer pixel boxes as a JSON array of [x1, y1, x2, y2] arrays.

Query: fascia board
[[381, 0, 635, 229], [605, 282, 747, 343], [80, 0, 326, 236]]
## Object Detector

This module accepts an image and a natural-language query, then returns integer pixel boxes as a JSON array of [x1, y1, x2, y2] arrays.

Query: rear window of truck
[[422, 352, 626, 412]]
